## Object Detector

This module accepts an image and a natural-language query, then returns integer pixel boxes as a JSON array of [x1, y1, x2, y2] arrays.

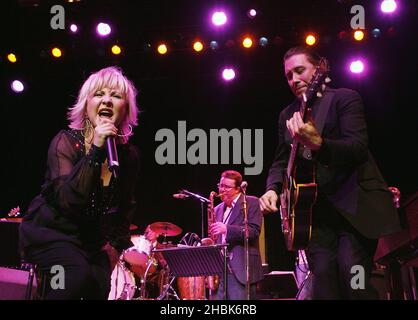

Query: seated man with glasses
[[209, 170, 263, 299]]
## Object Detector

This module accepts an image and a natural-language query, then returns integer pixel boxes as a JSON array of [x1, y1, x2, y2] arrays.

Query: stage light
[[242, 37, 253, 48], [212, 11, 227, 26], [247, 9, 257, 18], [157, 44, 168, 55], [349, 60, 365, 74], [96, 22, 111, 37], [381, 0, 397, 13], [354, 30, 365, 41], [222, 68, 236, 81], [143, 43, 152, 52], [259, 37, 268, 47], [210, 41, 219, 50], [51, 47, 62, 58], [111, 45, 121, 55], [7, 53, 17, 63], [70, 24, 78, 33], [193, 41, 204, 52], [11, 80, 24, 93], [305, 34, 316, 46], [372, 28, 381, 38]]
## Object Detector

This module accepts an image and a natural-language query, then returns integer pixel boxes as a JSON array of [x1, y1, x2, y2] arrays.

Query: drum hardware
[[139, 254, 159, 299], [109, 223, 184, 300], [156, 271, 180, 300], [154, 243, 180, 300], [179, 232, 201, 246]]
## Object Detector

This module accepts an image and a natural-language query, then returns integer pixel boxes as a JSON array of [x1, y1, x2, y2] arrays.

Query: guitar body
[[280, 160, 317, 251]]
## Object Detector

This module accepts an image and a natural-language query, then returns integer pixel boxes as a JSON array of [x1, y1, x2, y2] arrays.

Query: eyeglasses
[[217, 183, 237, 190]]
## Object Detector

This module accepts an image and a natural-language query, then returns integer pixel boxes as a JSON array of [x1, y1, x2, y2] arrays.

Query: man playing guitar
[[260, 46, 400, 299]]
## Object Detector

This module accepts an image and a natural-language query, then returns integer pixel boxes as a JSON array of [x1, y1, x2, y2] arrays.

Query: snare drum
[[123, 235, 157, 278]]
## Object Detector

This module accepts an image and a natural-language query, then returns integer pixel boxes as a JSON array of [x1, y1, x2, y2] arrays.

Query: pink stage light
[[381, 0, 397, 13], [11, 80, 24, 93], [96, 22, 111, 37], [248, 9, 257, 18], [349, 60, 365, 74], [212, 11, 227, 26], [70, 24, 78, 33], [222, 68, 236, 81]]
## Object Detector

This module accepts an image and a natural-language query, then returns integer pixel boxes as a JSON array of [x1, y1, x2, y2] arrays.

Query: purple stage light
[[381, 0, 397, 13], [212, 11, 227, 26], [11, 80, 24, 93], [222, 68, 236, 81], [70, 24, 78, 33], [349, 60, 365, 74], [248, 9, 257, 18], [96, 22, 111, 37]]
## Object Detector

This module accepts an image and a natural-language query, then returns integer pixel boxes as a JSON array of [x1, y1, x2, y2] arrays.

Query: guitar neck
[[286, 141, 298, 177], [286, 101, 309, 178]]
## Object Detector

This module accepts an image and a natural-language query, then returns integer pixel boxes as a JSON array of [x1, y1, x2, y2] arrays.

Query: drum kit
[[108, 221, 184, 300]]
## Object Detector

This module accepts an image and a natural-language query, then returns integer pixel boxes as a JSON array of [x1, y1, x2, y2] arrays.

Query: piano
[[0, 217, 22, 268], [374, 192, 418, 300]]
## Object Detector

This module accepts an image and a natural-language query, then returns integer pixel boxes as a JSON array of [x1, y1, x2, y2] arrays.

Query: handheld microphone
[[106, 136, 119, 179]]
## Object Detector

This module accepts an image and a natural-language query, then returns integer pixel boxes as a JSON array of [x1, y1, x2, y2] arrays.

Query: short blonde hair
[[68, 66, 139, 144]]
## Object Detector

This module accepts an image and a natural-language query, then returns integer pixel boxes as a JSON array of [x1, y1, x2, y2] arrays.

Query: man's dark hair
[[221, 170, 243, 188], [283, 46, 322, 66]]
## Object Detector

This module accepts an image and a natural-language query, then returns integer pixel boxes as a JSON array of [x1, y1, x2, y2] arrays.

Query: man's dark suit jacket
[[215, 194, 264, 284], [266, 88, 400, 239]]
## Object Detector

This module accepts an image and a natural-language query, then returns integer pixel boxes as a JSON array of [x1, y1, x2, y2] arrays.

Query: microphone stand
[[180, 189, 210, 239], [241, 186, 250, 300]]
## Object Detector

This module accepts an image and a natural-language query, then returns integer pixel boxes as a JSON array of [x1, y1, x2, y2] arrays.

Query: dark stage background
[[1, 0, 417, 271]]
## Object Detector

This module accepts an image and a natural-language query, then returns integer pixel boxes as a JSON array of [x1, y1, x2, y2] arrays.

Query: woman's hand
[[93, 117, 118, 148]]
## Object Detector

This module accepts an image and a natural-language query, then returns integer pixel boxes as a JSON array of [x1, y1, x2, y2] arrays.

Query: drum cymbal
[[149, 222, 182, 236]]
